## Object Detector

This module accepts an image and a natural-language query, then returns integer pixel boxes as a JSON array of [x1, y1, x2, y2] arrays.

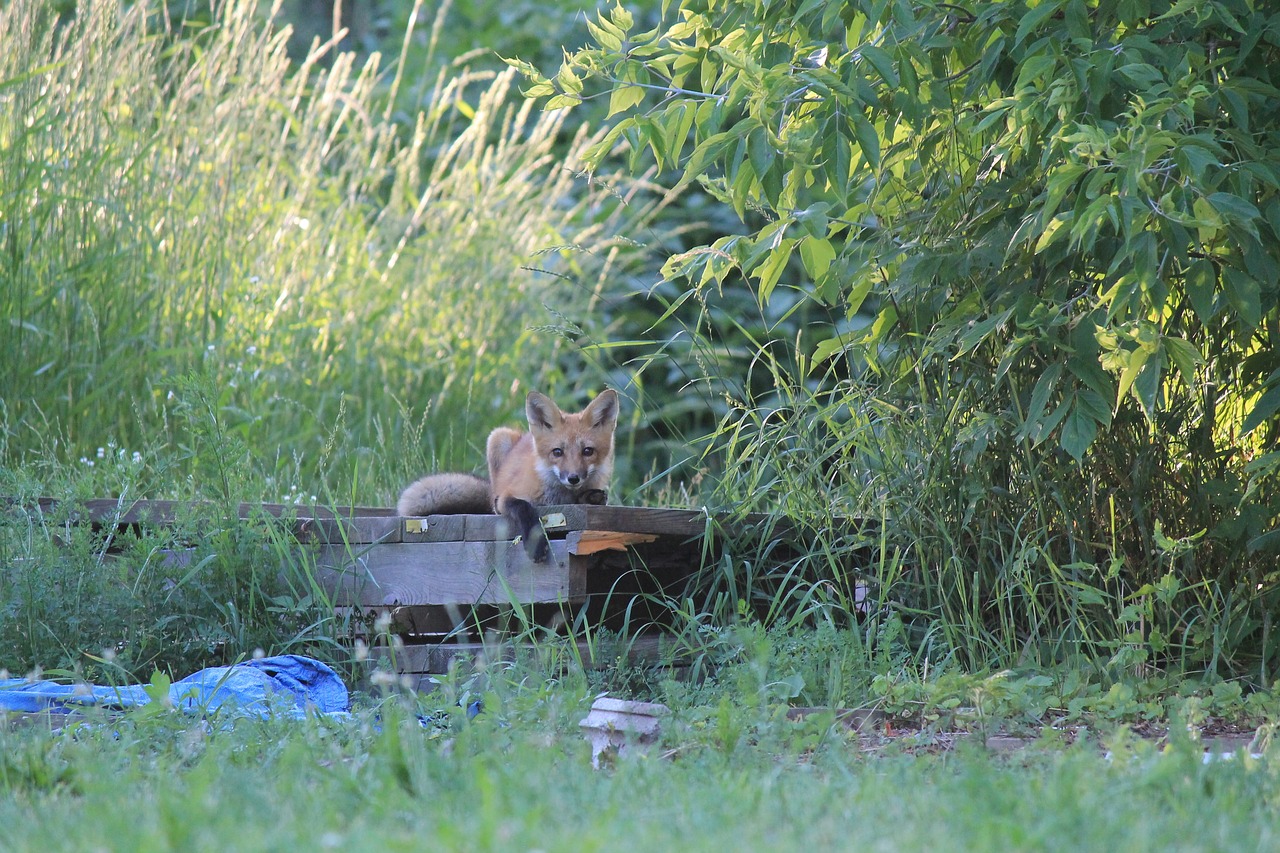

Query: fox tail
[[396, 472, 491, 516]]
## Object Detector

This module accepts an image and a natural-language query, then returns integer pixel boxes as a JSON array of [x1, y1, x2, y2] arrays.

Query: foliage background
[[512, 0, 1280, 675], [0, 0, 1277, 685]]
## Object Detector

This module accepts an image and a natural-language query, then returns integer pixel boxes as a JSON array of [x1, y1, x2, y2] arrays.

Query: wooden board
[[313, 540, 586, 606], [396, 507, 715, 543], [25, 497, 395, 526], [337, 602, 591, 641], [296, 515, 402, 545], [556, 505, 714, 538], [368, 635, 679, 675], [19, 499, 802, 545]]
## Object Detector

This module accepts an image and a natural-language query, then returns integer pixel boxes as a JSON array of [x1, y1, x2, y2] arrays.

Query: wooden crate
[[28, 499, 727, 679], [303, 505, 718, 647]]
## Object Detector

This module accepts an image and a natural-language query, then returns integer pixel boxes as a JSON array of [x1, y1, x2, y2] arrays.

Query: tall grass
[[0, 0, 652, 504], [698, 343, 1276, 680]]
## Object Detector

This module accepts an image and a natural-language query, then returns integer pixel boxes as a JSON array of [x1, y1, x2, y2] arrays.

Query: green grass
[[1, 678, 1278, 852], [0, 0, 656, 504]]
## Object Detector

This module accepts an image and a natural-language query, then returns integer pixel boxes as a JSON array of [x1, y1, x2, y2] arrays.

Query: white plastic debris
[[579, 697, 670, 768]]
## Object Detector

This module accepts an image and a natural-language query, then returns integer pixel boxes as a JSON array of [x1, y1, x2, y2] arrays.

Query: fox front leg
[[500, 496, 551, 563]]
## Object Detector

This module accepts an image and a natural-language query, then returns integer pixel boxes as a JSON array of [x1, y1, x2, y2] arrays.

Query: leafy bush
[[514, 0, 1280, 672]]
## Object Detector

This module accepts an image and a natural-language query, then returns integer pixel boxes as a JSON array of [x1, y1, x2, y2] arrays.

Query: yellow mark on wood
[[403, 518, 429, 534], [540, 512, 568, 531]]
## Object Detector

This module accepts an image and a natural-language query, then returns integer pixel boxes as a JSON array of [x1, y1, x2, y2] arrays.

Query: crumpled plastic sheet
[[0, 654, 349, 719]]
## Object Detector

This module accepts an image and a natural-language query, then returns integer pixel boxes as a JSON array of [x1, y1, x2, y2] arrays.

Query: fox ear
[[583, 389, 619, 430], [525, 391, 563, 432]]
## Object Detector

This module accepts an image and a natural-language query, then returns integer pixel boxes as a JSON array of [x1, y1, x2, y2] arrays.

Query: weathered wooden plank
[[337, 602, 593, 640], [401, 515, 468, 543], [369, 635, 680, 674], [465, 513, 517, 541], [26, 498, 396, 528], [296, 515, 402, 545], [560, 505, 716, 538], [23, 498, 822, 544], [396, 506, 720, 542], [314, 540, 586, 606]]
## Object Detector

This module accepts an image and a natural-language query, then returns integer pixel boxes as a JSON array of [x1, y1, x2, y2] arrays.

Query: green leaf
[[799, 236, 835, 280], [1015, 1, 1064, 47], [846, 273, 875, 318], [544, 94, 580, 111], [1207, 192, 1260, 225], [753, 237, 796, 303], [664, 100, 697, 168], [822, 127, 851, 198], [608, 84, 645, 117], [1060, 404, 1098, 461], [1241, 384, 1280, 436], [555, 63, 583, 95], [1164, 336, 1203, 385], [1035, 212, 1073, 254], [1041, 163, 1086, 225], [859, 45, 899, 88], [679, 130, 740, 188], [587, 17, 624, 52], [609, 2, 633, 31], [1075, 388, 1112, 428], [748, 126, 775, 182], [1224, 267, 1261, 330], [849, 111, 880, 168], [144, 671, 173, 707], [794, 203, 830, 238], [1132, 349, 1164, 418], [607, 60, 649, 117], [1016, 362, 1063, 444], [811, 335, 850, 367], [1193, 196, 1225, 233], [1183, 258, 1218, 324]]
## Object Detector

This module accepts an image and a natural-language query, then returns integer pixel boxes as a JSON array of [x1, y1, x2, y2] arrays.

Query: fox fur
[[396, 389, 619, 561]]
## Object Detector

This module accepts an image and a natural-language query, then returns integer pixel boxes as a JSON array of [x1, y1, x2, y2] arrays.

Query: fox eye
[[551, 447, 564, 458], [582, 446, 595, 457]]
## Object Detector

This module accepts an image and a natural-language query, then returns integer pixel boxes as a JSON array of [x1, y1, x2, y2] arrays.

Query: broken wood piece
[[566, 530, 660, 556]]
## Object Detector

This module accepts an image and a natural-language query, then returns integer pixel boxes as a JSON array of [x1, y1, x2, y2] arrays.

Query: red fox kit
[[397, 389, 619, 561]]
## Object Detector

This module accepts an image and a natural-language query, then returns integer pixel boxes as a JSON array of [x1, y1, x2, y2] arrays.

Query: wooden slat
[[394, 506, 724, 542], [336, 602, 591, 640], [25, 498, 396, 528], [400, 515, 468, 543], [369, 635, 680, 674], [314, 540, 586, 606], [296, 515, 402, 545], [22, 499, 816, 544], [560, 505, 714, 538]]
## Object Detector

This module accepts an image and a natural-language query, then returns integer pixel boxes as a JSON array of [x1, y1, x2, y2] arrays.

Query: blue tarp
[[0, 655, 349, 719]]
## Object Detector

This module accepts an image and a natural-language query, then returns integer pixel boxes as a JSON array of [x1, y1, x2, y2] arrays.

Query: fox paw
[[524, 530, 551, 563], [579, 489, 608, 506]]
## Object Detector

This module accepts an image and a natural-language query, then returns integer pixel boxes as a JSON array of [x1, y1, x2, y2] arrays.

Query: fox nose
[[566, 474, 581, 486]]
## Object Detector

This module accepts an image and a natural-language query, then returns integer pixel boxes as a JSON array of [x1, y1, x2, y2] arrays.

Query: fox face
[[526, 389, 618, 498]]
